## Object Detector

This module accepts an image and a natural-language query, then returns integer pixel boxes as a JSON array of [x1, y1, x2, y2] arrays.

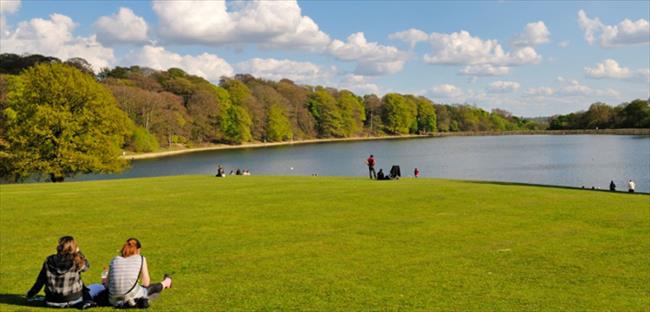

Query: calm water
[[74, 135, 650, 192]]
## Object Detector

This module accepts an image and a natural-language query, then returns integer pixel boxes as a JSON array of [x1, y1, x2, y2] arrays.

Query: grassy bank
[[1, 176, 648, 311], [124, 129, 650, 160]]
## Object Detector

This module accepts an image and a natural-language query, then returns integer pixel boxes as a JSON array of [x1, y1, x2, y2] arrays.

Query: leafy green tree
[[415, 96, 437, 133], [363, 94, 384, 134], [265, 104, 293, 142], [382, 93, 416, 134], [616, 99, 650, 128], [308, 88, 345, 137], [276, 79, 317, 139], [130, 127, 159, 152], [337, 90, 366, 136], [2, 63, 132, 182]]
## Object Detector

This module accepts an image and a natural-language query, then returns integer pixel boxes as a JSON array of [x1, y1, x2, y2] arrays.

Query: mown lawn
[[1, 176, 648, 311]]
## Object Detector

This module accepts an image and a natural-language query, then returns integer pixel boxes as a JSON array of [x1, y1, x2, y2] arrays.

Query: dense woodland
[[0, 54, 648, 181]]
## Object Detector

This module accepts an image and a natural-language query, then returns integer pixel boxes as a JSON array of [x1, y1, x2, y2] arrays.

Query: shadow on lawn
[[0, 294, 44, 308], [464, 180, 650, 195]]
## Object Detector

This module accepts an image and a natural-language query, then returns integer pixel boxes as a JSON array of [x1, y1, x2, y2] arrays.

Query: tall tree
[[308, 87, 345, 137], [2, 63, 132, 182]]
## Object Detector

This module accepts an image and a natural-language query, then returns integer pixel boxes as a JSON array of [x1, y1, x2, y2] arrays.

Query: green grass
[[1, 176, 649, 311]]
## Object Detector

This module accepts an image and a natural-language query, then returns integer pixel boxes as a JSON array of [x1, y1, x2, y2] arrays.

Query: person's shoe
[[163, 274, 173, 288], [80, 300, 97, 310]]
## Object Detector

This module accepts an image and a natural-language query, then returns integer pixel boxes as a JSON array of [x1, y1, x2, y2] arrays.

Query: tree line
[[548, 100, 650, 130], [0, 53, 647, 181]]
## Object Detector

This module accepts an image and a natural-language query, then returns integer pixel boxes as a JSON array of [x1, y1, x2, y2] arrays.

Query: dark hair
[[370, 155, 374, 157], [121, 238, 142, 257]]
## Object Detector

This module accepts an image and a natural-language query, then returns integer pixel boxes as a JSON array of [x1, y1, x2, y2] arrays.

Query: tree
[[265, 104, 293, 142], [415, 96, 437, 133], [307, 88, 345, 137], [363, 94, 383, 134], [382, 93, 416, 134], [2, 63, 132, 182], [337, 90, 365, 136]]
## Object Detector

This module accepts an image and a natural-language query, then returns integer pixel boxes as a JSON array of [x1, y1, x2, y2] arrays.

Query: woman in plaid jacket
[[26, 236, 90, 308]]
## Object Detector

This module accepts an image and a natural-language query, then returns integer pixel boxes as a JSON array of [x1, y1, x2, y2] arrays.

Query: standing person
[[414, 168, 420, 178], [105, 238, 172, 308], [609, 180, 616, 191], [366, 154, 376, 179], [26, 236, 94, 308], [628, 180, 636, 193]]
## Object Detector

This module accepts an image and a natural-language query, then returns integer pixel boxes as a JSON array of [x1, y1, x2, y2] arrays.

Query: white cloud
[[488, 80, 520, 93], [578, 10, 650, 47], [423, 30, 541, 66], [95, 7, 148, 44], [0, 13, 114, 72], [557, 79, 620, 98], [235, 58, 335, 85], [511, 21, 551, 47], [558, 40, 570, 48], [123, 45, 233, 82], [584, 59, 631, 79], [525, 87, 555, 96], [388, 28, 429, 48], [459, 64, 510, 76], [327, 32, 407, 75], [429, 84, 463, 99], [0, 0, 20, 14], [152, 0, 330, 51], [338, 74, 380, 95]]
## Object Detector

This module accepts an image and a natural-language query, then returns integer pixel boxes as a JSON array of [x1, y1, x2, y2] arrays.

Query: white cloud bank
[[123, 45, 233, 82], [236, 58, 335, 85], [95, 7, 149, 44], [152, 0, 330, 51], [488, 81, 520, 93], [584, 59, 650, 83], [0, 0, 20, 14], [511, 21, 551, 47], [0, 13, 114, 71], [327, 32, 407, 75], [578, 10, 650, 47]]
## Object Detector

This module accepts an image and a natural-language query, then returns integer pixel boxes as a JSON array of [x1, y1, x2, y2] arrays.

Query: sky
[[0, 0, 648, 117]]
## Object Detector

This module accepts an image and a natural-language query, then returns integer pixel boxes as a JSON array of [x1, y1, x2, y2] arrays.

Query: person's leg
[[146, 283, 164, 296]]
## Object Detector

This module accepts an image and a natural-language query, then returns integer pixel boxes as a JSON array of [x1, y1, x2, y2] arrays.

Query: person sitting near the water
[[26, 236, 95, 309], [414, 168, 420, 178], [229, 170, 234, 175], [236, 168, 242, 175], [628, 179, 636, 193], [377, 168, 386, 180], [216, 165, 226, 177], [103, 238, 172, 308], [609, 180, 616, 191]]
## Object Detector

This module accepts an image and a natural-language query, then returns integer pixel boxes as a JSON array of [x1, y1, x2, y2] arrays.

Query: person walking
[[609, 180, 616, 191], [628, 180, 636, 193], [366, 155, 376, 179]]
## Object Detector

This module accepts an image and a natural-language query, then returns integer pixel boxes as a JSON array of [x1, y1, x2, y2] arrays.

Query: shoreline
[[123, 128, 650, 160]]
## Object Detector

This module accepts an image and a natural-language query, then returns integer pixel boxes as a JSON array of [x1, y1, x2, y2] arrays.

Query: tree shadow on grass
[[0, 294, 45, 308], [463, 180, 649, 195]]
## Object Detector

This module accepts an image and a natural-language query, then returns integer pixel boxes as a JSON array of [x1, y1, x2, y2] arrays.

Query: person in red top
[[366, 155, 376, 179], [414, 168, 420, 178]]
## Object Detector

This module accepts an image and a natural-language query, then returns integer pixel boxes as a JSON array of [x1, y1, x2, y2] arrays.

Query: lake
[[74, 135, 650, 192]]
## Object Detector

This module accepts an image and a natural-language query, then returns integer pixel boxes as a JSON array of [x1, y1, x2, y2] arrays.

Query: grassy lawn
[[1, 176, 648, 311]]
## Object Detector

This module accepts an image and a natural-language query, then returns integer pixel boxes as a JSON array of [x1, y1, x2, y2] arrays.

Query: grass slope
[[1, 176, 648, 311]]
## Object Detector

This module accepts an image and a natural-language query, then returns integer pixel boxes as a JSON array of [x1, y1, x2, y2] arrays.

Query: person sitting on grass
[[26, 236, 95, 309], [103, 238, 172, 308]]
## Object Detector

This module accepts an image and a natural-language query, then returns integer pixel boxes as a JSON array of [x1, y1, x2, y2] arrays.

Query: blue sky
[[1, 0, 648, 116]]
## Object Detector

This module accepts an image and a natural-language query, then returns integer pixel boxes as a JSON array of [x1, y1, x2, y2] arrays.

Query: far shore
[[123, 128, 650, 160]]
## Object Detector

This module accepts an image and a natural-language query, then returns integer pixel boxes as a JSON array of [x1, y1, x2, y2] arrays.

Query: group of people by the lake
[[26, 236, 172, 309], [366, 155, 415, 180], [609, 179, 636, 193], [216, 165, 251, 177]]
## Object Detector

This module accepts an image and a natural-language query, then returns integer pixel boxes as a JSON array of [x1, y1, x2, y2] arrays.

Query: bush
[[130, 127, 159, 153]]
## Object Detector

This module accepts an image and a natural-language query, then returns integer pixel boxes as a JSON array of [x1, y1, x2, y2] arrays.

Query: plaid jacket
[[27, 254, 89, 303]]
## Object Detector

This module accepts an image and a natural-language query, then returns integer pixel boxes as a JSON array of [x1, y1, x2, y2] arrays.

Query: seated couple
[[26, 236, 172, 309]]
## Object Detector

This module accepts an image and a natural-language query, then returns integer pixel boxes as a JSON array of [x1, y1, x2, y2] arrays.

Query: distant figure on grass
[[377, 168, 385, 180], [366, 154, 376, 179], [628, 180, 636, 193], [102, 238, 172, 308], [216, 165, 226, 177], [414, 168, 420, 178], [236, 168, 242, 175], [26, 236, 95, 309], [609, 180, 616, 191]]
